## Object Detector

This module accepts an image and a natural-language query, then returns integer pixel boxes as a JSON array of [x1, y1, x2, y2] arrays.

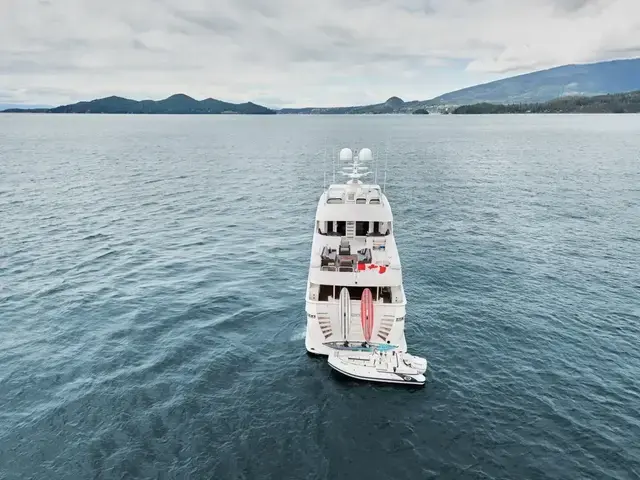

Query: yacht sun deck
[[325, 184, 384, 205]]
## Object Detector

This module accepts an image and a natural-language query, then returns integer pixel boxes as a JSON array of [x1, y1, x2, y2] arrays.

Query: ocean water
[[1, 113, 639, 480]]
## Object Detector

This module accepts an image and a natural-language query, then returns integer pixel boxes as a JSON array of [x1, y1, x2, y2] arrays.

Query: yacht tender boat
[[328, 347, 427, 386]]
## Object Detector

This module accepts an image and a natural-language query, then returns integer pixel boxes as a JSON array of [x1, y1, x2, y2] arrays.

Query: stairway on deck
[[317, 312, 332, 339], [348, 311, 393, 343], [376, 314, 395, 342], [348, 313, 363, 342], [345, 221, 355, 239]]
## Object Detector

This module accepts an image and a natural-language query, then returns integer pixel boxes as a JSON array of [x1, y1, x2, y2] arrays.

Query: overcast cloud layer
[[1, 0, 639, 107]]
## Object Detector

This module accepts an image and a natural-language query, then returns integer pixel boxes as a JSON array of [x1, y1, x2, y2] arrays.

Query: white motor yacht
[[304, 147, 408, 356]]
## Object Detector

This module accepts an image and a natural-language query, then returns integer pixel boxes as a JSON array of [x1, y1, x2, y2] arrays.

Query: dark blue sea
[[1, 113, 639, 480]]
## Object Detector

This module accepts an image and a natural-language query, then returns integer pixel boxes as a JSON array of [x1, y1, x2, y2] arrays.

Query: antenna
[[323, 146, 326, 190], [383, 143, 388, 193], [374, 143, 378, 184], [332, 146, 336, 184]]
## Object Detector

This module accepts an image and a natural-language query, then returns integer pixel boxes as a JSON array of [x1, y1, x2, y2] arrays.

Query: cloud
[[0, 0, 639, 106]]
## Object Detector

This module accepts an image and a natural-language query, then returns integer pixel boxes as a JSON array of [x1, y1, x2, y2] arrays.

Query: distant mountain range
[[428, 57, 640, 106], [452, 90, 640, 114], [2, 94, 276, 114], [278, 96, 422, 114], [3, 57, 640, 115], [278, 58, 640, 114]]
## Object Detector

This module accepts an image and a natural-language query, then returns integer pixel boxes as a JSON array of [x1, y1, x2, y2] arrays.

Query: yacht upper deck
[[308, 147, 403, 287], [325, 183, 384, 206], [316, 184, 393, 222]]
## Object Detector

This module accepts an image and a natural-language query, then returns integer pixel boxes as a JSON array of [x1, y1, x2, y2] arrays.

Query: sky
[[1, 0, 639, 108]]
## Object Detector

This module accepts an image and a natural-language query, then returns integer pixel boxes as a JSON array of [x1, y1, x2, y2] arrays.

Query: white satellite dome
[[359, 148, 373, 161], [339, 148, 353, 161]]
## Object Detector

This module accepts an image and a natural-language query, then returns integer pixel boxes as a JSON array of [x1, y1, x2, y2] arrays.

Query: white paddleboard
[[338, 287, 351, 341]]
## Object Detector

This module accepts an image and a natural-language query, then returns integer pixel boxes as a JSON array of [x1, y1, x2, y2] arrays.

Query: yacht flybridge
[[304, 147, 427, 386]]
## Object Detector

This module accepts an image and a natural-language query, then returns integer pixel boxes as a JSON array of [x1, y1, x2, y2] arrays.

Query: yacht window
[[379, 286, 392, 303], [369, 198, 380, 204], [336, 221, 346, 236], [372, 222, 391, 236], [318, 285, 335, 301], [356, 198, 366, 204], [355, 221, 369, 236]]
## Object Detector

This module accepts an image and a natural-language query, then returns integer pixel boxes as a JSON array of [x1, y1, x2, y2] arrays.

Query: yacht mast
[[339, 147, 373, 184]]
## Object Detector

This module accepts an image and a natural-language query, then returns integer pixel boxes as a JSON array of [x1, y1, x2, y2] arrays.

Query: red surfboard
[[360, 288, 374, 342]]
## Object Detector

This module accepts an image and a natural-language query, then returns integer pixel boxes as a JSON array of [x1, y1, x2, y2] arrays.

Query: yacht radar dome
[[359, 148, 373, 161], [339, 148, 353, 161]]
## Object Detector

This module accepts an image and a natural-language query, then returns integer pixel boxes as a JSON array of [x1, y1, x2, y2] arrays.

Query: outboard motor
[[403, 353, 428, 374]]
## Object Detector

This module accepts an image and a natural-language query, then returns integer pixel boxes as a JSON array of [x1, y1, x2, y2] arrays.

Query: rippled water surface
[[1, 113, 639, 479]]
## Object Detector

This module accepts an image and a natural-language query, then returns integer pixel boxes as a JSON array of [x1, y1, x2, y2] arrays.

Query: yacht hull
[[304, 320, 407, 356]]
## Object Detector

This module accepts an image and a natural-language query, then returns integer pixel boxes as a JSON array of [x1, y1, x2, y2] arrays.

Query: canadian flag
[[358, 263, 387, 273]]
